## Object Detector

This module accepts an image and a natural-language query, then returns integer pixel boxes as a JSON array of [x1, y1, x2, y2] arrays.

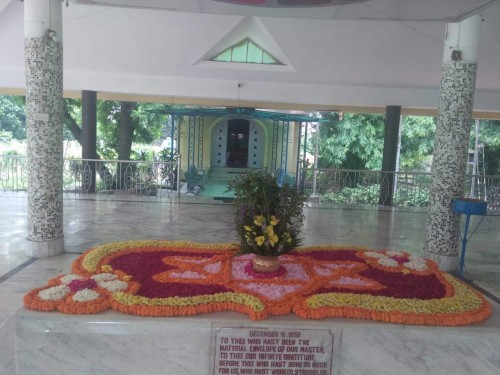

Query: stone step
[[208, 167, 248, 181]]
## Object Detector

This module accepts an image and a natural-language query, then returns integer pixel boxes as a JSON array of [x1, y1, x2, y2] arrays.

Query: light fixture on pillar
[[451, 49, 462, 61], [45, 29, 58, 43], [237, 82, 242, 107]]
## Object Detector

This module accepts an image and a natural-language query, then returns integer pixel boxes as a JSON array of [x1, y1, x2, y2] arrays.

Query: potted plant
[[158, 148, 178, 190], [227, 169, 308, 273]]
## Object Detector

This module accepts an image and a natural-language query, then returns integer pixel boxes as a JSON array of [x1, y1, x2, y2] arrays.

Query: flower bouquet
[[227, 169, 308, 272]]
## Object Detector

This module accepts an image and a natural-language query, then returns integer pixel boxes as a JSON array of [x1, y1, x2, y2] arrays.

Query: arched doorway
[[227, 119, 249, 167], [211, 118, 264, 168]]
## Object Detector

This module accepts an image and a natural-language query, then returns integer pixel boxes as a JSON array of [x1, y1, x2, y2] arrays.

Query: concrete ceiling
[[1, 0, 500, 116], [71, 0, 499, 22]]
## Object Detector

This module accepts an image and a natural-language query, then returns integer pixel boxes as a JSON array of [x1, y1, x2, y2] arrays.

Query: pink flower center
[[68, 278, 98, 292]]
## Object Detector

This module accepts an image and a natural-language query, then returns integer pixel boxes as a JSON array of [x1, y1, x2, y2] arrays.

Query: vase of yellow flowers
[[227, 169, 308, 273]]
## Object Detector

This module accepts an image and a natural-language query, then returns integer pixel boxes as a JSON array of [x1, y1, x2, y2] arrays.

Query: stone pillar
[[24, 0, 64, 257], [82, 90, 97, 193], [379, 106, 401, 206], [424, 15, 482, 270]]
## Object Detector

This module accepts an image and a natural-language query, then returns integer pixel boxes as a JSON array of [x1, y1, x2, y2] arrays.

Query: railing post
[[177, 154, 182, 198]]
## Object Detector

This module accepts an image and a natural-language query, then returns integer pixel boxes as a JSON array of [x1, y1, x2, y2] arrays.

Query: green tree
[[0, 95, 26, 140], [315, 112, 436, 172], [476, 120, 500, 175], [63, 98, 82, 142], [96, 101, 168, 160], [399, 116, 436, 171], [316, 112, 385, 170]]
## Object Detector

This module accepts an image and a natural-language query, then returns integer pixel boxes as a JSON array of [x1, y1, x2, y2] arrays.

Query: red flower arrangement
[[23, 240, 491, 326]]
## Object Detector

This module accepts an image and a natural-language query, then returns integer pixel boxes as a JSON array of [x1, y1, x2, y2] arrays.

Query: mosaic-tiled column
[[424, 15, 482, 271], [24, 0, 64, 257]]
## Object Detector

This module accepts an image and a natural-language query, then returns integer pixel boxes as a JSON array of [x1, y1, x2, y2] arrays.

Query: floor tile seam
[[464, 280, 500, 305], [0, 258, 38, 285], [0, 310, 17, 330]]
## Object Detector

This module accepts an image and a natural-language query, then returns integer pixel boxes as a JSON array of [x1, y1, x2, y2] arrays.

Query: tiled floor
[[1, 192, 499, 374]]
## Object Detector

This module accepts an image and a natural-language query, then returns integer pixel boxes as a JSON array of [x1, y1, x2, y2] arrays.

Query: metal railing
[[0, 155, 27, 191], [299, 168, 500, 211], [2, 155, 500, 210], [0, 155, 181, 200]]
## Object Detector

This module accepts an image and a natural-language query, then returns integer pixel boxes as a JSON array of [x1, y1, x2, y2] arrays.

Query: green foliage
[[0, 95, 26, 140], [96, 101, 170, 160], [316, 112, 385, 170], [2, 149, 20, 156], [227, 170, 308, 256], [319, 184, 380, 205], [158, 148, 178, 189], [394, 188, 430, 207], [131, 103, 170, 144], [319, 183, 430, 207], [400, 116, 436, 171], [0, 130, 13, 143], [131, 149, 155, 161], [478, 120, 500, 175], [96, 100, 123, 154], [62, 98, 81, 140], [314, 113, 436, 172]]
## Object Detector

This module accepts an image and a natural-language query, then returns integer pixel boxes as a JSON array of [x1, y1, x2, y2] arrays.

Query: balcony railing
[[1, 155, 500, 211], [299, 168, 500, 212], [0, 156, 181, 200], [0, 155, 27, 192]]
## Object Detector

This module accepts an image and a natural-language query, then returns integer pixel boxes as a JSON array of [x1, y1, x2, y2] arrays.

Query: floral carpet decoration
[[24, 240, 491, 326]]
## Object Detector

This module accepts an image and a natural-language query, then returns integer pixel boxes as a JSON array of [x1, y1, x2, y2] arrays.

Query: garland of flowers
[[24, 240, 491, 326]]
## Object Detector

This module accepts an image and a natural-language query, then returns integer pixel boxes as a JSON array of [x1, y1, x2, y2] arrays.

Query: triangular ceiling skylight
[[195, 17, 294, 71], [210, 37, 281, 65]]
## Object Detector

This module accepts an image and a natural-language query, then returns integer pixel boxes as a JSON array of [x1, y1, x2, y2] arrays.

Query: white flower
[[404, 255, 428, 271], [365, 251, 387, 259], [60, 274, 84, 285], [404, 260, 428, 271], [386, 250, 405, 257], [378, 258, 399, 267], [91, 273, 118, 282], [97, 280, 128, 292], [38, 285, 70, 300], [72, 288, 100, 302]]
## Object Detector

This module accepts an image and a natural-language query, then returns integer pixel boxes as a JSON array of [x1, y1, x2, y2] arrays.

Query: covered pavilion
[[1, 0, 500, 116], [1, 1, 500, 373], [2, 0, 498, 268]]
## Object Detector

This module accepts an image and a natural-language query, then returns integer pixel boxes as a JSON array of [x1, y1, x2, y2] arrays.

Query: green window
[[211, 38, 281, 65]]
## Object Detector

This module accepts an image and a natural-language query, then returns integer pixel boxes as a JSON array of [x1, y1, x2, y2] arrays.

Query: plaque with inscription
[[213, 327, 335, 375]]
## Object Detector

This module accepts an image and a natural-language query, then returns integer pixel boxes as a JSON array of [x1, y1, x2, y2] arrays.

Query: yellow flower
[[266, 225, 275, 237], [255, 236, 265, 246], [270, 215, 280, 226], [283, 232, 292, 244], [254, 215, 265, 226], [101, 265, 113, 272], [269, 234, 279, 246], [244, 225, 253, 231]]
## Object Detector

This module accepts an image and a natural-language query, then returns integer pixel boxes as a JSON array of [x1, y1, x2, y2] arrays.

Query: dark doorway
[[226, 119, 249, 167]]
